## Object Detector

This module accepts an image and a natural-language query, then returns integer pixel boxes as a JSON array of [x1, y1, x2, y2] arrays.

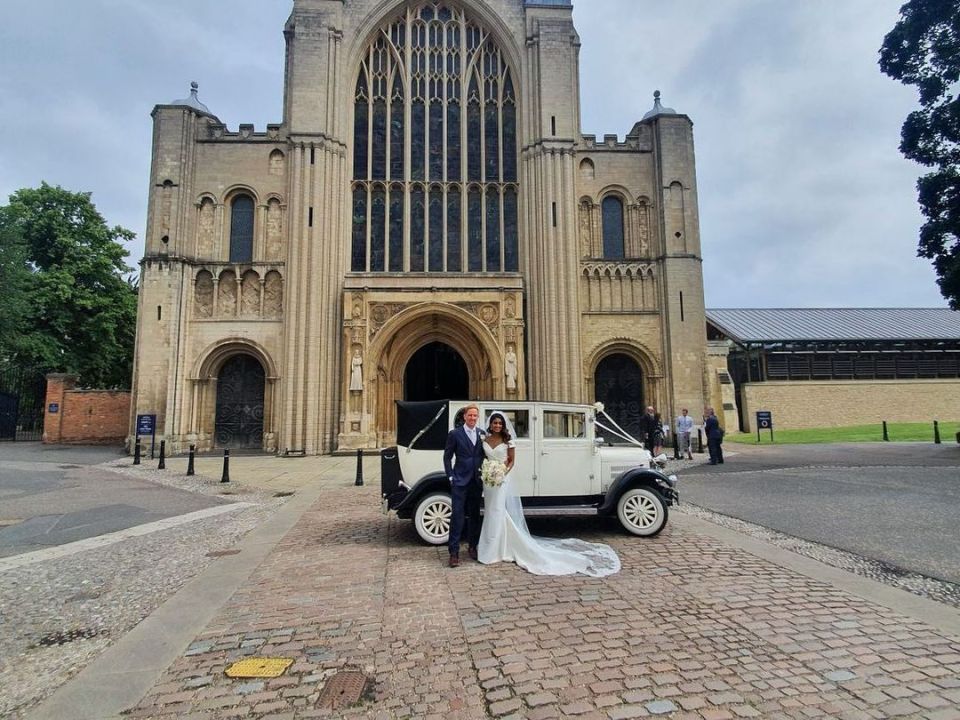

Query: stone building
[[129, 0, 710, 454]]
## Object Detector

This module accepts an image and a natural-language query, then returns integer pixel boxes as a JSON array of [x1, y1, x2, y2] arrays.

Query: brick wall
[[741, 379, 960, 431], [43, 374, 131, 445]]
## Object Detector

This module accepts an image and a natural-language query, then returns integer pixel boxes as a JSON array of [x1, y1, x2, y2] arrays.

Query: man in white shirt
[[675, 408, 694, 460]]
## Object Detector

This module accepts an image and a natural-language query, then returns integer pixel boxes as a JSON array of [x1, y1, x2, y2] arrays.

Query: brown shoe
[[448, 554, 460, 568], [468, 546, 478, 561]]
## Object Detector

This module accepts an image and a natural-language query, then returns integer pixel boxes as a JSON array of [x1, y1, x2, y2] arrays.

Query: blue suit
[[443, 424, 485, 555], [705, 414, 724, 465]]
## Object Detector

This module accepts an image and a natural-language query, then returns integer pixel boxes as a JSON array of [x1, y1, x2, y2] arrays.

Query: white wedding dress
[[477, 440, 621, 577]]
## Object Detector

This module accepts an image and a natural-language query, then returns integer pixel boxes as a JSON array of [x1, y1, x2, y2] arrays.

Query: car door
[[534, 404, 597, 498]]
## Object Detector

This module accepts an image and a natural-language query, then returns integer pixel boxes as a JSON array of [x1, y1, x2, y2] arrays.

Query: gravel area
[[678, 502, 960, 609], [0, 461, 289, 719]]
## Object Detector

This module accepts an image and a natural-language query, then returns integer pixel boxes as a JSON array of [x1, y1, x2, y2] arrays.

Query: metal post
[[187, 444, 196, 475], [934, 420, 941, 444], [696, 428, 704, 454], [355, 448, 364, 486], [882, 421, 889, 442], [158, 440, 166, 470], [220, 449, 230, 483], [133, 436, 141, 465]]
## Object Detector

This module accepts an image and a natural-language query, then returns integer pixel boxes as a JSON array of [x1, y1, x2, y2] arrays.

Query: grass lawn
[[725, 421, 960, 445]]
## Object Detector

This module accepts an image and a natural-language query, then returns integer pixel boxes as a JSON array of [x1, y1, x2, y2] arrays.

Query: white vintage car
[[381, 400, 678, 545]]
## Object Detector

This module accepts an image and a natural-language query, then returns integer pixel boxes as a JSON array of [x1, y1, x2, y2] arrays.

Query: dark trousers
[[448, 479, 482, 555], [708, 439, 724, 464]]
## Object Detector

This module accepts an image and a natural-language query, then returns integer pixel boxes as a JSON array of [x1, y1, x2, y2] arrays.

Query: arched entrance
[[594, 354, 644, 440], [215, 354, 265, 449], [404, 341, 469, 401]]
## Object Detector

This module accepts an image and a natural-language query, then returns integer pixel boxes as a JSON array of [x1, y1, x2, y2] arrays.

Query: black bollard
[[187, 444, 196, 475], [133, 436, 141, 465], [882, 421, 889, 442], [158, 440, 166, 470], [220, 449, 230, 483], [672, 431, 680, 460], [696, 428, 704, 454], [934, 420, 941, 444], [355, 448, 364, 486]]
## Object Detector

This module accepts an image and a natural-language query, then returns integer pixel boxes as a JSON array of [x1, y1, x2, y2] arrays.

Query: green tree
[[879, 0, 960, 309], [0, 183, 138, 387]]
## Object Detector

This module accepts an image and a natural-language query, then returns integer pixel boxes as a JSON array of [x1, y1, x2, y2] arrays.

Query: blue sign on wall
[[48, 403, 59, 414], [136, 414, 156, 435]]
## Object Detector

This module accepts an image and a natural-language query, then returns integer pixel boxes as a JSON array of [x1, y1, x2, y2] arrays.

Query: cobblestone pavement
[[0, 461, 288, 719], [125, 481, 960, 720], [680, 503, 960, 610]]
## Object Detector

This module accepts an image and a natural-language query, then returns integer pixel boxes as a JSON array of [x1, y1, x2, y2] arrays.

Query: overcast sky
[[0, 0, 947, 308]]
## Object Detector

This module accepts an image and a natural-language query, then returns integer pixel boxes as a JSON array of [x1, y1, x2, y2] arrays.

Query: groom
[[443, 404, 485, 568]]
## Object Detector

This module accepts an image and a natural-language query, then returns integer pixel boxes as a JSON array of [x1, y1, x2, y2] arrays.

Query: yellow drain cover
[[225, 657, 294, 678]]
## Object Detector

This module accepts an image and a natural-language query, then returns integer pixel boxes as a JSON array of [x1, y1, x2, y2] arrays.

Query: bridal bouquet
[[480, 458, 507, 487]]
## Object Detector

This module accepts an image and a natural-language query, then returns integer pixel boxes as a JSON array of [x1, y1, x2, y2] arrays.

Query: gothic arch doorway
[[594, 354, 644, 441], [404, 341, 469, 401], [215, 354, 265, 449]]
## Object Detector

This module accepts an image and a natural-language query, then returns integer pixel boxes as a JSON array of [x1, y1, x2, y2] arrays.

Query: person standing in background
[[704, 406, 724, 465], [676, 408, 694, 460]]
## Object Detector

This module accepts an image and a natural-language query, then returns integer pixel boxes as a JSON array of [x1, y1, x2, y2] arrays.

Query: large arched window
[[601, 196, 625, 260], [229, 195, 255, 263], [352, 3, 519, 273]]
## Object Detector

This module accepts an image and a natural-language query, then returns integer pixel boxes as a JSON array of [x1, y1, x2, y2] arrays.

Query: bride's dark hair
[[486, 412, 512, 443]]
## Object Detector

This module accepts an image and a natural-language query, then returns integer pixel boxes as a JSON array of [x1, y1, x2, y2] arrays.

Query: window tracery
[[352, 3, 518, 273]]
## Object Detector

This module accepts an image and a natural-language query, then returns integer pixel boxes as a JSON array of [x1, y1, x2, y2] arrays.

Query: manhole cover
[[206, 549, 241, 557], [225, 657, 294, 678], [317, 671, 368, 709]]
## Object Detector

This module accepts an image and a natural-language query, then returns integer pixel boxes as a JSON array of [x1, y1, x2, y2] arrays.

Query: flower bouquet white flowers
[[480, 458, 507, 487]]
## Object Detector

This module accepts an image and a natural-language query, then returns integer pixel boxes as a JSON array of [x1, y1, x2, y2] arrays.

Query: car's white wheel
[[414, 492, 452, 545], [616, 487, 667, 537]]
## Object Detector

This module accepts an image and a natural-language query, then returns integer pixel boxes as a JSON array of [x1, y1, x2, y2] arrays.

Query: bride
[[476, 411, 621, 577]]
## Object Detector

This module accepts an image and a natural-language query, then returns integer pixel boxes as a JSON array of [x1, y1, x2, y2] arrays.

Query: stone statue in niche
[[349, 348, 364, 392], [505, 345, 518, 392]]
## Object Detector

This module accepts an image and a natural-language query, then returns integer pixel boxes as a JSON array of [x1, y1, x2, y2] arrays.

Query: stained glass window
[[352, 3, 519, 273], [229, 195, 254, 263], [602, 196, 625, 260]]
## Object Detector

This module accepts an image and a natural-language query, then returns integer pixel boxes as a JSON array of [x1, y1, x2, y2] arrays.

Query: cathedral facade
[[129, 0, 710, 455]]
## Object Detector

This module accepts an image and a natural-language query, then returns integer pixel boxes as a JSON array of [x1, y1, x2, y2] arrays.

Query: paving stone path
[[126, 482, 960, 720]]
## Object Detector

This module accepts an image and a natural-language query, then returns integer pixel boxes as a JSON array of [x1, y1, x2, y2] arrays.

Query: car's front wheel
[[616, 487, 668, 537], [413, 492, 452, 545]]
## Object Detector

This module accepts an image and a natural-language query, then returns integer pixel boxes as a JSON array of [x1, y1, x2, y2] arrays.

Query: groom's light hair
[[461, 403, 479, 415]]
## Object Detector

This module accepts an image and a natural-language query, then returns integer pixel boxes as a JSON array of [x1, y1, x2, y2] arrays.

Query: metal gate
[[594, 354, 644, 441], [0, 366, 46, 441], [214, 355, 265, 449]]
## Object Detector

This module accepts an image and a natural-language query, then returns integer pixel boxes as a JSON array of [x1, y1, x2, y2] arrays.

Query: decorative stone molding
[[580, 262, 658, 312], [193, 266, 283, 320]]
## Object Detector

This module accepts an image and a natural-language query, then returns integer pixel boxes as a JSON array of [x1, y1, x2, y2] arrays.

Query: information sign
[[756, 410, 773, 442]]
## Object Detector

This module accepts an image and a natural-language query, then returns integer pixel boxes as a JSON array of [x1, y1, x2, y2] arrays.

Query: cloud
[[573, 0, 943, 307], [0, 0, 946, 307]]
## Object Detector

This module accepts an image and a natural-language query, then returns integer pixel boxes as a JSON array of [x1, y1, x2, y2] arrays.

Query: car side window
[[542, 411, 585, 439], [504, 410, 530, 438]]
